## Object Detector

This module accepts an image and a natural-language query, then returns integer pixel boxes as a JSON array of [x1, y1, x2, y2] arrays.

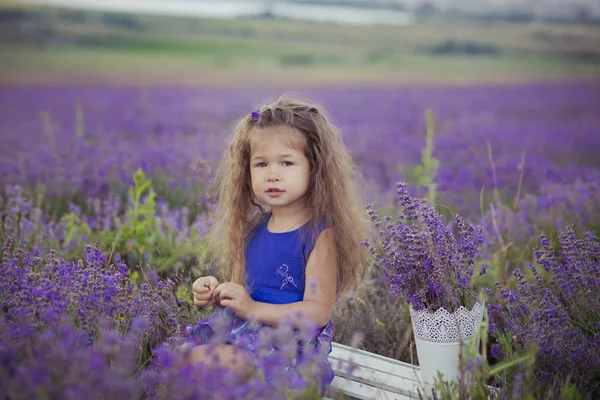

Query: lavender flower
[[0, 184, 212, 276], [1, 237, 336, 398], [1, 237, 183, 351], [364, 182, 486, 312], [490, 227, 600, 395]]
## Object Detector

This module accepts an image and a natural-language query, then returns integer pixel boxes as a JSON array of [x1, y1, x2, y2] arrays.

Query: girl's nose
[[267, 166, 281, 181]]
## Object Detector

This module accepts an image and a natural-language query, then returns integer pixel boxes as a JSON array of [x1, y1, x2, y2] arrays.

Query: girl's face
[[249, 127, 310, 214]]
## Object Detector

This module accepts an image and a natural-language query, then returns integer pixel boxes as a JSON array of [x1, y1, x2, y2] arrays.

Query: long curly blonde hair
[[205, 96, 371, 299]]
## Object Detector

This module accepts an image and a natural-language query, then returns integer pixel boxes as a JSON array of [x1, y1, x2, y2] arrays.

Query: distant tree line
[[0, 7, 147, 47], [425, 40, 500, 56], [288, 0, 600, 24]]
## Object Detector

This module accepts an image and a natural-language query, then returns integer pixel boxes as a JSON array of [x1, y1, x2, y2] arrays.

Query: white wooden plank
[[328, 342, 423, 397], [329, 358, 422, 397], [330, 342, 422, 383], [328, 342, 498, 400], [327, 375, 419, 400]]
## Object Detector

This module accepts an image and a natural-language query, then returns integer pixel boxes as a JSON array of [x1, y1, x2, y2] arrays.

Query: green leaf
[[489, 352, 535, 376], [129, 270, 140, 286]]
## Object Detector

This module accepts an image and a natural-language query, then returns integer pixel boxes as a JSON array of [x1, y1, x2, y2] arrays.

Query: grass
[[2, 43, 597, 87], [1, 4, 599, 86]]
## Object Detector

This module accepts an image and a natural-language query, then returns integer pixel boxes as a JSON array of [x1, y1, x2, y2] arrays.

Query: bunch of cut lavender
[[489, 227, 600, 396], [363, 182, 486, 312]]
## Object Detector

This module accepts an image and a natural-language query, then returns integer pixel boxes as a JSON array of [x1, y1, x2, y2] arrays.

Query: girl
[[184, 96, 370, 395]]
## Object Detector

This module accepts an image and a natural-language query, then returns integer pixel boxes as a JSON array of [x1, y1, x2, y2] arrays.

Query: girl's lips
[[267, 191, 284, 197]]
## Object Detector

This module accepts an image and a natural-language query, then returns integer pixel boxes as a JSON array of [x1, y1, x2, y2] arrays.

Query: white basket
[[409, 301, 485, 396]]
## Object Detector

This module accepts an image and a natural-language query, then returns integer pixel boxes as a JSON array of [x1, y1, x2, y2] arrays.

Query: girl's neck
[[267, 209, 310, 233]]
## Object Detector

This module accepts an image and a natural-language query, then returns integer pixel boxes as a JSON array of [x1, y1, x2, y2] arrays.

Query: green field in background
[[1, 5, 599, 85]]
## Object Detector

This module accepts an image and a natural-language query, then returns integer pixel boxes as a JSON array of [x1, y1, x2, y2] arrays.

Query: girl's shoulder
[[248, 211, 270, 233], [298, 219, 330, 262]]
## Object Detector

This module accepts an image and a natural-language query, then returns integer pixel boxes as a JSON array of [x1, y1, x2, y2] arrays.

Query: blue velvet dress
[[184, 213, 335, 395]]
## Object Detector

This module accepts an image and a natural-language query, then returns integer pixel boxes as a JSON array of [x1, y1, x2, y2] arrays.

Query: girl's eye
[[254, 161, 293, 167]]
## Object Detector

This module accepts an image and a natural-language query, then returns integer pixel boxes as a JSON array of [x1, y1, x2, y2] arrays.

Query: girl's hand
[[213, 282, 256, 320], [192, 276, 220, 308]]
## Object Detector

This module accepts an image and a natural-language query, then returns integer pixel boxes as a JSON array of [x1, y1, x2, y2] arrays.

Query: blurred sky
[[15, 0, 600, 23], [15, 0, 414, 25]]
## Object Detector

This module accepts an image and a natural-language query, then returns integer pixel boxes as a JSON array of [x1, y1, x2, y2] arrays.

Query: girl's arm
[[248, 228, 338, 328]]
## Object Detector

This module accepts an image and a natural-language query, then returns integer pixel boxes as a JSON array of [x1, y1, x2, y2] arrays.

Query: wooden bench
[[325, 342, 423, 399], [325, 342, 497, 400]]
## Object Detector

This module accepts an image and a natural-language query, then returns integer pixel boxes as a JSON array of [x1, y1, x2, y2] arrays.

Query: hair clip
[[251, 110, 260, 121]]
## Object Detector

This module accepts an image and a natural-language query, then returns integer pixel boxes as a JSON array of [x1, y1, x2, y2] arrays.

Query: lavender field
[[1, 81, 600, 398], [3, 83, 599, 209]]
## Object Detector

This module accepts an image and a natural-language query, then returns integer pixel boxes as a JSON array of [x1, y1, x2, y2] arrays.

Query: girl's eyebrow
[[251, 153, 295, 160]]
